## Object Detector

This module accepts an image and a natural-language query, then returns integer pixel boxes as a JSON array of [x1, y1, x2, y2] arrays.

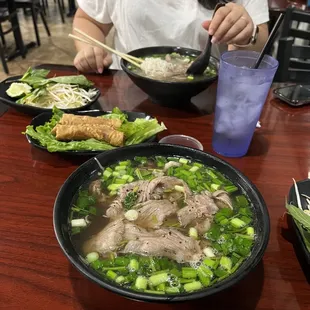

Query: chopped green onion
[[203, 258, 217, 269], [220, 256, 232, 272], [224, 185, 238, 193], [135, 168, 143, 180], [108, 183, 123, 191], [103, 170, 112, 178], [86, 252, 99, 263], [206, 170, 218, 180], [179, 158, 189, 164], [128, 259, 139, 272], [114, 257, 130, 266], [166, 287, 180, 294], [179, 278, 195, 284], [189, 227, 198, 240], [135, 276, 148, 290], [115, 178, 127, 184], [71, 218, 87, 227], [174, 185, 185, 192], [203, 247, 215, 258], [197, 266, 212, 287], [189, 166, 199, 173], [106, 270, 117, 280], [149, 272, 169, 286], [211, 184, 221, 192], [187, 75, 194, 80], [115, 276, 126, 284], [183, 281, 202, 292], [246, 227, 255, 237], [156, 283, 166, 291], [230, 218, 246, 229], [125, 209, 139, 221], [182, 267, 197, 279]]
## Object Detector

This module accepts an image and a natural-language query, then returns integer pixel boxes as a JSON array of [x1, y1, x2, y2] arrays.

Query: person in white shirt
[[73, 0, 269, 73]]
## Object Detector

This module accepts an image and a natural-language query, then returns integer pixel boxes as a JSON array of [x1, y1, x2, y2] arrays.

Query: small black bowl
[[121, 46, 219, 107], [54, 144, 270, 303], [288, 179, 310, 265], [25, 110, 157, 156], [0, 75, 101, 116]]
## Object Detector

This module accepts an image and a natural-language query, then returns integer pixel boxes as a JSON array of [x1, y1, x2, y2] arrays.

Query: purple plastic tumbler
[[212, 50, 279, 157]]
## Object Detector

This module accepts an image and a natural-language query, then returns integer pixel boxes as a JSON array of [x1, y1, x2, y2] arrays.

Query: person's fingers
[[202, 20, 211, 31], [227, 24, 253, 45], [103, 53, 112, 68], [74, 53, 88, 73], [212, 11, 243, 43], [83, 47, 98, 73], [217, 16, 249, 44], [93, 47, 106, 74], [208, 5, 232, 36]]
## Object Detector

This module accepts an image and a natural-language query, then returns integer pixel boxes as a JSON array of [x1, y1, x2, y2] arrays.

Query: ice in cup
[[212, 50, 279, 157]]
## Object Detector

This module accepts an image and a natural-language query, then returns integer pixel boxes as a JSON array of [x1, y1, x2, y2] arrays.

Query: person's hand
[[202, 3, 254, 46], [74, 46, 112, 74]]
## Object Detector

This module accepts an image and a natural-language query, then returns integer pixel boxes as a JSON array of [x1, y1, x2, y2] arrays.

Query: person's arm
[[73, 8, 113, 73]]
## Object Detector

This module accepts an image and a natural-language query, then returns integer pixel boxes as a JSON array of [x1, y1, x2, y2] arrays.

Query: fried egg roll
[[53, 124, 124, 146], [58, 114, 122, 128]]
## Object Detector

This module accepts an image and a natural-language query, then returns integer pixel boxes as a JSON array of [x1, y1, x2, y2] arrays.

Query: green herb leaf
[[286, 203, 310, 232], [123, 191, 138, 210]]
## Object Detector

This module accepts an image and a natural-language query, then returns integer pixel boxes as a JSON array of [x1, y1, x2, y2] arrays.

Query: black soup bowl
[[54, 144, 270, 303], [120, 46, 219, 107]]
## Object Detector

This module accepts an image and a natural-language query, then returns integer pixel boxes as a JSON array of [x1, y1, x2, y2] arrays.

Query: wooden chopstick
[[72, 28, 142, 68], [70, 34, 142, 64]]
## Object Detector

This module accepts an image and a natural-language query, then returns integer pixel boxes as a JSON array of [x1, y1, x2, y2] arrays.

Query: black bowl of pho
[[53, 144, 270, 303], [120, 46, 218, 107]]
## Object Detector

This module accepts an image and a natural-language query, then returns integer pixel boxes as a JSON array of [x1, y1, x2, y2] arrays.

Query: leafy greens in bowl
[[0, 68, 100, 115], [287, 179, 310, 265], [24, 107, 167, 155]]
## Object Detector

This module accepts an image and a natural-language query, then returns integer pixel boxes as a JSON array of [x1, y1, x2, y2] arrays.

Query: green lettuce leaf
[[25, 125, 115, 152], [120, 118, 167, 145], [102, 107, 128, 123]]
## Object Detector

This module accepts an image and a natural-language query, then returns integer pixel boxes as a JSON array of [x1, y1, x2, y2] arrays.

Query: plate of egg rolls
[[24, 107, 167, 155]]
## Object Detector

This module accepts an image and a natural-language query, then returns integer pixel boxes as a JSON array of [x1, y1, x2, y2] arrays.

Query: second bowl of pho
[[121, 46, 218, 106], [54, 143, 269, 303]]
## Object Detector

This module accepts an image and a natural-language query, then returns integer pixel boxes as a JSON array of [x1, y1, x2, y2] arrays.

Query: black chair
[[15, 0, 51, 46], [0, 3, 26, 74], [275, 7, 310, 83]]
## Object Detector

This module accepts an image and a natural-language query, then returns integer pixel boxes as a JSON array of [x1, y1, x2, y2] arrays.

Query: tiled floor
[[0, 2, 76, 80]]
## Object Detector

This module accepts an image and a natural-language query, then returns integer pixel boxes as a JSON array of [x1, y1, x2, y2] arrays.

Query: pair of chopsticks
[[69, 28, 142, 68]]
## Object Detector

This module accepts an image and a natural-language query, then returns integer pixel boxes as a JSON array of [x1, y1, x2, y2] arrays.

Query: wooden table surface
[[1, 65, 310, 310]]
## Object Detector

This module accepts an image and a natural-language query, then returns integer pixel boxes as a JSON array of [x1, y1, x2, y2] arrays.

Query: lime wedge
[[6, 82, 32, 98]]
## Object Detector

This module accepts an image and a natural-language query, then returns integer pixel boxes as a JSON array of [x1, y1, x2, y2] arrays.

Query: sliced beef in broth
[[134, 200, 178, 229], [83, 219, 125, 255], [106, 199, 124, 219], [178, 192, 218, 227], [145, 176, 192, 200], [195, 217, 212, 234], [122, 227, 202, 263], [118, 180, 149, 203], [123, 222, 151, 240], [89, 180, 106, 203], [212, 190, 233, 210]]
